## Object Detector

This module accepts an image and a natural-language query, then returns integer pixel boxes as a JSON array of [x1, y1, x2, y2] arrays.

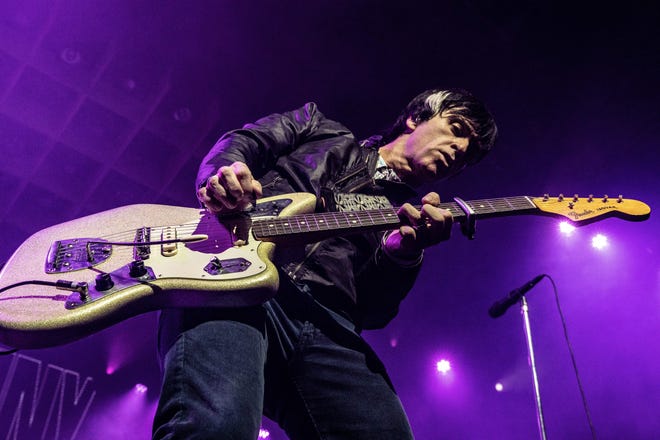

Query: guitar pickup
[[161, 227, 178, 257]]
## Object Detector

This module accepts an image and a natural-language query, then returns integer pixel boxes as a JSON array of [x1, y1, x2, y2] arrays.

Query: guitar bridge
[[134, 226, 151, 260], [45, 238, 112, 273]]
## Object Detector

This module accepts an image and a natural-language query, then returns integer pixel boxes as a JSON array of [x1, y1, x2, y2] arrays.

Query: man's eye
[[451, 124, 465, 136]]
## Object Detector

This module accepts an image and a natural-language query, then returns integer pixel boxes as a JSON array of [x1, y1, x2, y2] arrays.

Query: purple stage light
[[173, 107, 192, 123], [436, 359, 451, 375], [390, 337, 398, 348], [60, 47, 81, 65], [134, 383, 148, 394], [559, 221, 576, 235], [495, 382, 504, 392], [591, 233, 609, 250], [258, 428, 270, 438]]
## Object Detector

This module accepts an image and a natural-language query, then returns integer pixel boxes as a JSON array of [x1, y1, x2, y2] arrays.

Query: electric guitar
[[0, 193, 650, 349]]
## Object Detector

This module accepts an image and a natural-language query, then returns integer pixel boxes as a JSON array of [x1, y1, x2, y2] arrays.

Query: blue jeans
[[152, 286, 414, 439]]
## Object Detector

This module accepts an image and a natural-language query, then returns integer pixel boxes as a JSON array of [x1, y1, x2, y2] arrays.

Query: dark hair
[[383, 88, 498, 165]]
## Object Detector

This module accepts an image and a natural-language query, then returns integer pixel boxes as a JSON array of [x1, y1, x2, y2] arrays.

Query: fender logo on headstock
[[532, 195, 651, 224], [566, 209, 595, 219], [567, 205, 621, 219]]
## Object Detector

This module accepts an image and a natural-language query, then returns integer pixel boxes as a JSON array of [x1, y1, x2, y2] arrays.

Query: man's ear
[[405, 117, 417, 132]]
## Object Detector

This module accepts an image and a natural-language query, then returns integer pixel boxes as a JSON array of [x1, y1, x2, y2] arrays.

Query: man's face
[[400, 112, 471, 186]]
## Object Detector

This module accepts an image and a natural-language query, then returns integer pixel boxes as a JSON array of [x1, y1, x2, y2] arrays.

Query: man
[[153, 89, 497, 439]]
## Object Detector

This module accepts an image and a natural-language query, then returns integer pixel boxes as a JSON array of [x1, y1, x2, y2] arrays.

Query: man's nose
[[451, 137, 470, 153]]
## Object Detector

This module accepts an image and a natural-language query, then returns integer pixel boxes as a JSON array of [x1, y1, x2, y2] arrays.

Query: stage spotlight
[[558, 221, 576, 235], [124, 78, 137, 91], [591, 234, 609, 250], [60, 47, 81, 65], [134, 383, 148, 394], [258, 428, 270, 438], [389, 337, 398, 348], [495, 382, 504, 392], [173, 107, 192, 123], [436, 359, 451, 375]]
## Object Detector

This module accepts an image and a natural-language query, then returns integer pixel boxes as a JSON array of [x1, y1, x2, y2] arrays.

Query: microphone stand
[[520, 295, 547, 440]]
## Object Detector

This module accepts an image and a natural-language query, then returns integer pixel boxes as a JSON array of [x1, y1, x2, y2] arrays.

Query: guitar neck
[[437, 196, 537, 221], [251, 196, 538, 243]]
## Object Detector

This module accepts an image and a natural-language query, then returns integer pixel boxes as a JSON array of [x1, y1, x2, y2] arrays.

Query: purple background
[[0, 1, 658, 438]]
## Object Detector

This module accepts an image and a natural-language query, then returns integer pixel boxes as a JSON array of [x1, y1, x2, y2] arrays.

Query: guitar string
[[50, 197, 540, 257], [48, 198, 535, 256]]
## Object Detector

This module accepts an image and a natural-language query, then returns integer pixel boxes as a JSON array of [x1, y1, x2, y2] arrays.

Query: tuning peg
[[558, 194, 564, 202], [588, 194, 594, 202], [573, 194, 579, 202], [618, 195, 623, 203], [543, 194, 549, 201], [602, 195, 609, 202]]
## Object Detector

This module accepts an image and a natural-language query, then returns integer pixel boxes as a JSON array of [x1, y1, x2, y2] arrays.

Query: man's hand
[[382, 192, 453, 260], [197, 162, 263, 214]]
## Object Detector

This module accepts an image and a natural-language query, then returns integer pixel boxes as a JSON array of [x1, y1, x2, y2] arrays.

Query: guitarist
[[153, 89, 497, 439]]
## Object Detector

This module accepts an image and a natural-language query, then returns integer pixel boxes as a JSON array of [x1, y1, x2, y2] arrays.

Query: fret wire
[[297, 215, 308, 232], [310, 213, 321, 231], [275, 217, 285, 235], [328, 212, 341, 230], [299, 214, 311, 232], [332, 212, 346, 229], [252, 196, 541, 238], [316, 212, 329, 231], [345, 211, 358, 228], [277, 218, 285, 234]]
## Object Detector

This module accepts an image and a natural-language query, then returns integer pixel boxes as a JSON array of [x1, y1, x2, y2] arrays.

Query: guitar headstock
[[532, 194, 651, 224]]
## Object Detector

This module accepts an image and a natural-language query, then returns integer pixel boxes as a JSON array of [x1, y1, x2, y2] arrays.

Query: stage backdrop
[[0, 1, 658, 438]]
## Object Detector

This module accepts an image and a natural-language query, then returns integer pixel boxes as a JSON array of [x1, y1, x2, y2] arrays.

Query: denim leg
[[152, 308, 267, 440], [278, 322, 414, 440], [262, 292, 414, 440]]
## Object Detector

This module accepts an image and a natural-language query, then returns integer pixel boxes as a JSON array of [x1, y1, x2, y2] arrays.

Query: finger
[[421, 192, 441, 207], [252, 179, 263, 199], [396, 203, 422, 227], [398, 224, 417, 240], [421, 204, 452, 225], [207, 174, 236, 209], [420, 205, 453, 243], [237, 179, 263, 210], [233, 163, 262, 209], [234, 162, 255, 192], [197, 187, 224, 213], [218, 166, 244, 205]]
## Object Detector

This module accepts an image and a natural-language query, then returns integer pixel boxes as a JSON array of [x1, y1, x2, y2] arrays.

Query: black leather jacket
[[197, 103, 421, 329]]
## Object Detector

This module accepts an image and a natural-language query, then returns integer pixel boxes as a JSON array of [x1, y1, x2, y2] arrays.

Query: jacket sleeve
[[196, 102, 349, 188], [354, 236, 423, 329]]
